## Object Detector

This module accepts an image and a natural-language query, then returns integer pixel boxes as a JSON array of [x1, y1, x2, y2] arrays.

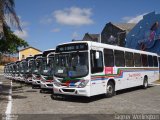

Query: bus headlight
[[78, 80, 89, 88]]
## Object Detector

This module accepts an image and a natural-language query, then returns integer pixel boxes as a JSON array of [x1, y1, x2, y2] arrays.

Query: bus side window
[[104, 49, 114, 67], [141, 54, 148, 67], [153, 56, 158, 67], [125, 52, 134, 67], [90, 50, 103, 73], [134, 53, 141, 67], [148, 55, 153, 67], [114, 50, 125, 67]]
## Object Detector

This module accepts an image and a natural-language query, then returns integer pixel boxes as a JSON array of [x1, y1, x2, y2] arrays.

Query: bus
[[24, 56, 34, 84], [40, 49, 55, 93], [32, 54, 43, 88], [4, 63, 12, 79], [14, 61, 21, 81], [52, 41, 159, 98], [19, 60, 27, 82]]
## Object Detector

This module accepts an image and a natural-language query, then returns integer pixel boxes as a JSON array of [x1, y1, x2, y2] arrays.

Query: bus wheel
[[51, 94, 57, 100], [143, 77, 148, 89], [32, 85, 35, 89], [105, 81, 115, 98], [40, 89, 43, 93]]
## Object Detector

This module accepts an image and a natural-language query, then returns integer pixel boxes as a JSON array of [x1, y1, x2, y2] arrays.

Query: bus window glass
[[148, 55, 153, 67], [134, 53, 141, 67], [141, 54, 148, 67], [54, 52, 89, 78], [153, 56, 158, 67], [91, 50, 103, 73], [115, 50, 125, 67], [125, 52, 134, 67], [104, 49, 114, 67]]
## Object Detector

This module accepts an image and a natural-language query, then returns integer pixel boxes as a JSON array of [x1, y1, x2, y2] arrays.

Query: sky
[[13, 0, 160, 51]]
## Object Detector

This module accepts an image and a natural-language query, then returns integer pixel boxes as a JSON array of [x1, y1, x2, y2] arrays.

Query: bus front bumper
[[40, 82, 53, 90], [32, 79, 41, 86], [53, 85, 90, 97], [25, 77, 33, 83]]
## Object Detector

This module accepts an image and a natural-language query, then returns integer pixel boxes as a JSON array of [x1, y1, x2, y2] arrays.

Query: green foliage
[[0, 25, 29, 54]]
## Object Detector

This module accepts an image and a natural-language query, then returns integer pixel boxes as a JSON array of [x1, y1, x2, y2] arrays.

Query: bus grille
[[62, 89, 75, 92], [47, 84, 53, 87]]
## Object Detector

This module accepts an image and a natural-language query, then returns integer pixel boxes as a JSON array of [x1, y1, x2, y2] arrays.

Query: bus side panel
[[154, 70, 159, 82], [90, 77, 106, 96]]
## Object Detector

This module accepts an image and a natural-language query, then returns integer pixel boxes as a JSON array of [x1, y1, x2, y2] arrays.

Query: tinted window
[[104, 49, 114, 67], [125, 52, 134, 67], [90, 50, 104, 73], [134, 53, 141, 67], [114, 50, 125, 67], [148, 55, 153, 67], [141, 54, 148, 67], [153, 56, 158, 67]]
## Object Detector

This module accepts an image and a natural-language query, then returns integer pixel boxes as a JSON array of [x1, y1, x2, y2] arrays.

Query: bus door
[[90, 50, 105, 96]]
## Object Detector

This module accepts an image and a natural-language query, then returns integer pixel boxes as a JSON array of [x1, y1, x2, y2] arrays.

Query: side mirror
[[96, 51, 100, 59]]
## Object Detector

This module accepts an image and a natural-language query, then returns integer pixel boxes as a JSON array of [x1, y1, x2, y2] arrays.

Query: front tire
[[32, 85, 35, 89], [40, 89, 43, 93], [143, 77, 148, 89], [104, 81, 115, 98], [51, 94, 57, 100]]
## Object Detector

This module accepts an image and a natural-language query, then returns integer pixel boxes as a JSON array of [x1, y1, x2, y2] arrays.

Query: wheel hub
[[107, 85, 113, 94]]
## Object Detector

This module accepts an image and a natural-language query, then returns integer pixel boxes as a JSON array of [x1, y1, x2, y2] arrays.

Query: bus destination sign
[[56, 43, 88, 52]]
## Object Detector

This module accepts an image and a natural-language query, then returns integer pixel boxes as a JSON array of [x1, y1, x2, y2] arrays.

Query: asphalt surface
[[0, 75, 11, 114], [0, 75, 160, 120]]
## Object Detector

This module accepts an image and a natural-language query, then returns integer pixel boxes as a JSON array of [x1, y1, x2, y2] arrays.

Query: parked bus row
[[4, 49, 55, 93], [3, 41, 160, 99]]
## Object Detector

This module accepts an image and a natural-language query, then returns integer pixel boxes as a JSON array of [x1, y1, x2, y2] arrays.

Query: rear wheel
[[143, 77, 148, 89], [104, 81, 115, 98]]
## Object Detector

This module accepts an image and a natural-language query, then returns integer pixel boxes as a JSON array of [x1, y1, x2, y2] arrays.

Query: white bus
[[53, 41, 159, 97]]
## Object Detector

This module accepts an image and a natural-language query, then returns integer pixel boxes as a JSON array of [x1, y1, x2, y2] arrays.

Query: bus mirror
[[96, 52, 99, 59]]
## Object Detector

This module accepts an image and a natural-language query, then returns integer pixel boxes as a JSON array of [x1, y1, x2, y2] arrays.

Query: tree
[[0, 25, 28, 54], [0, 0, 21, 38]]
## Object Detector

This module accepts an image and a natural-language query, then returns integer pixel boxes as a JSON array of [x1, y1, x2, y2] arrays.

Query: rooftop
[[19, 46, 42, 52]]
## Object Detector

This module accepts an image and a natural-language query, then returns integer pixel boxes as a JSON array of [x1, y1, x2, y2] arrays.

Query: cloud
[[53, 7, 94, 26], [72, 31, 79, 39], [51, 28, 61, 32], [122, 13, 147, 23], [14, 30, 28, 39], [40, 15, 53, 24]]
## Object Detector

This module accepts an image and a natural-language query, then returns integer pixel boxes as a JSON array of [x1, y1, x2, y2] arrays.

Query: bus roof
[[56, 41, 158, 56], [43, 49, 55, 57], [26, 56, 34, 61], [33, 54, 43, 59]]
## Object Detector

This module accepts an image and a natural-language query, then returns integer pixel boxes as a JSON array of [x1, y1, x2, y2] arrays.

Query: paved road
[[1, 76, 160, 120], [0, 75, 12, 117]]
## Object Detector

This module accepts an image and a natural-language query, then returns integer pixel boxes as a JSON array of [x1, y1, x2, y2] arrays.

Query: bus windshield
[[41, 57, 55, 76], [20, 61, 27, 74], [29, 60, 36, 73], [34, 58, 42, 74], [54, 51, 88, 78]]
